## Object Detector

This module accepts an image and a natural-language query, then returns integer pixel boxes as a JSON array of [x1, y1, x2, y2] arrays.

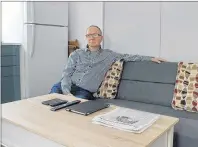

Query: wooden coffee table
[[2, 94, 179, 147]]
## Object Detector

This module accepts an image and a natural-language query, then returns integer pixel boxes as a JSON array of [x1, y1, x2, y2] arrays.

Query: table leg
[[167, 127, 174, 147], [149, 126, 174, 147]]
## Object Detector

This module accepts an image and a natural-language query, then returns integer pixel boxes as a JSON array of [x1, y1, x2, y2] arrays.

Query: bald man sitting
[[60, 25, 166, 100]]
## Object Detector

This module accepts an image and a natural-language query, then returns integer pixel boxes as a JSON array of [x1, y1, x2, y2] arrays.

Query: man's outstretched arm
[[119, 53, 153, 61], [112, 51, 166, 63], [61, 51, 78, 95]]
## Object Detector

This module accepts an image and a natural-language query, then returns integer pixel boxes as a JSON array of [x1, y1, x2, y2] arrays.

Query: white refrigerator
[[21, 2, 68, 98]]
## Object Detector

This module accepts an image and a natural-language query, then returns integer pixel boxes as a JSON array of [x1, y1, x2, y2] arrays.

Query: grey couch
[[100, 61, 198, 147]]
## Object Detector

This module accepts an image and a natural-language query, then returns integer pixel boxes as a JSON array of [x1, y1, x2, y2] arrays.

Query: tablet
[[65, 100, 110, 116]]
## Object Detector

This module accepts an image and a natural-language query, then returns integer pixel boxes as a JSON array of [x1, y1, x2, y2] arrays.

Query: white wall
[[68, 2, 103, 48], [161, 2, 198, 62], [2, 2, 23, 43], [69, 2, 198, 63], [104, 2, 160, 56]]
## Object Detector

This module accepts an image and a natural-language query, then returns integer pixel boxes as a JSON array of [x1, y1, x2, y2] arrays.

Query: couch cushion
[[98, 99, 198, 120], [172, 62, 198, 113], [97, 98, 198, 147], [93, 60, 124, 99], [117, 61, 178, 107], [121, 61, 178, 83], [117, 80, 175, 107], [173, 117, 198, 147]]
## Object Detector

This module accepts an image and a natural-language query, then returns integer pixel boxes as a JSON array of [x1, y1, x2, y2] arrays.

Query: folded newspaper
[[92, 107, 160, 133]]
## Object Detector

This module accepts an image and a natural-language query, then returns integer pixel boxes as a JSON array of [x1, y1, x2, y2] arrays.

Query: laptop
[[65, 100, 110, 116]]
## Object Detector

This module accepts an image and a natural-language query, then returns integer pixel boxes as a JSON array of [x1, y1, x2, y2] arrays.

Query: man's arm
[[118, 53, 152, 61], [61, 51, 78, 95], [111, 50, 152, 62], [111, 50, 166, 63]]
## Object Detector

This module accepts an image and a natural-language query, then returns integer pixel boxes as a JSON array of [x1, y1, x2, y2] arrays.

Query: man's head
[[85, 25, 103, 51]]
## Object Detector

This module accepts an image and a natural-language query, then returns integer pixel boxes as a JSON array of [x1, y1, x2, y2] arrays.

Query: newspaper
[[92, 107, 160, 133]]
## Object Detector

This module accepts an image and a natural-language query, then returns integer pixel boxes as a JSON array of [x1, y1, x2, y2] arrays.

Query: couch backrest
[[116, 61, 178, 107]]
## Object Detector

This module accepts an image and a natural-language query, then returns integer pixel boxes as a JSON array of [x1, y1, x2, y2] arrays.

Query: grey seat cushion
[[173, 117, 198, 147], [97, 99, 198, 147], [98, 99, 198, 120]]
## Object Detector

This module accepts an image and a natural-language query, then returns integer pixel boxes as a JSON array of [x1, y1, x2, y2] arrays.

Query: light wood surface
[[2, 94, 179, 147]]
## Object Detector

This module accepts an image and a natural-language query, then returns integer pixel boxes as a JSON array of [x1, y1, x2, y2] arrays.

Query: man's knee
[[75, 94, 88, 99], [49, 82, 63, 94], [74, 93, 95, 100]]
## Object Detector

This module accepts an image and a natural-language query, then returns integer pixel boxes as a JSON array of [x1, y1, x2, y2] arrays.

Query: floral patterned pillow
[[93, 60, 124, 99], [172, 62, 198, 113]]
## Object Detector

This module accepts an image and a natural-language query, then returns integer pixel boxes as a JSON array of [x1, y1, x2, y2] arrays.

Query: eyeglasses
[[85, 33, 102, 38]]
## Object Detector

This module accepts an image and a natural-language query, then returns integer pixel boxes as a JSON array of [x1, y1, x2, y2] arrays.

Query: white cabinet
[[161, 2, 198, 62], [104, 2, 161, 57]]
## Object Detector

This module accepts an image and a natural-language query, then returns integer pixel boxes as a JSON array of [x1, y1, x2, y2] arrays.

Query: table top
[[2, 94, 179, 147]]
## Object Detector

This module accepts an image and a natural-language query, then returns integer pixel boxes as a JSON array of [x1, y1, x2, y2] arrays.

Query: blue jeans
[[49, 82, 95, 100], [71, 84, 95, 100], [49, 82, 63, 94]]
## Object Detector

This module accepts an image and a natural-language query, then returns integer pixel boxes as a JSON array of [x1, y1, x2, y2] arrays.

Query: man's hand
[[151, 57, 166, 63]]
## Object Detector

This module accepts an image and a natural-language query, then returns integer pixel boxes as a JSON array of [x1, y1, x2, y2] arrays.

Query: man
[[61, 25, 166, 100]]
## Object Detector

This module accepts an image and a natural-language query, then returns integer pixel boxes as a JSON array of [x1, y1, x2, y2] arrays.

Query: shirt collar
[[84, 45, 102, 53], [85, 47, 89, 52]]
